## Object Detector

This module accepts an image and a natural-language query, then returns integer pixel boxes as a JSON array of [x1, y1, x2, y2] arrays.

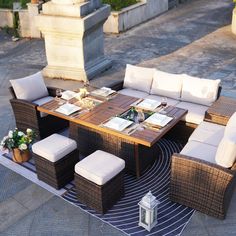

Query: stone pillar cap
[[52, 0, 87, 5]]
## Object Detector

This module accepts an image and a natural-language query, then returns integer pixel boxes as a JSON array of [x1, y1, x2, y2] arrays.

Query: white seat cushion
[[180, 140, 217, 164], [146, 95, 180, 107], [32, 96, 54, 117], [118, 88, 149, 98], [32, 134, 77, 162], [150, 70, 183, 99], [181, 75, 220, 106], [176, 101, 209, 124], [10, 71, 49, 101], [225, 112, 236, 136], [123, 64, 155, 93], [189, 121, 225, 147], [75, 150, 125, 185], [215, 135, 236, 168]]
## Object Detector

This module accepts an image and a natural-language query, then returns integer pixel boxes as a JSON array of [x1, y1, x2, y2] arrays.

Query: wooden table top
[[37, 94, 187, 147]]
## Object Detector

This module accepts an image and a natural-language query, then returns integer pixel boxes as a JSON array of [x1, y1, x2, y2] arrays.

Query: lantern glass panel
[[141, 208, 148, 225]]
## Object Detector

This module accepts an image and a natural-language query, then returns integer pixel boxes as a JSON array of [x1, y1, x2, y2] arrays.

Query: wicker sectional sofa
[[114, 64, 221, 127], [170, 112, 236, 219]]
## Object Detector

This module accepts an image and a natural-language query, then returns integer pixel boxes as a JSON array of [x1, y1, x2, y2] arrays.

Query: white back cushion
[[150, 70, 183, 99], [225, 112, 236, 136], [123, 64, 155, 93], [10, 71, 48, 101], [181, 75, 220, 106], [215, 135, 236, 168]]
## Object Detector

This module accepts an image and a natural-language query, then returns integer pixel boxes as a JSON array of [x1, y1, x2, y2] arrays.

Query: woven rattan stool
[[32, 134, 79, 189], [74, 150, 125, 214]]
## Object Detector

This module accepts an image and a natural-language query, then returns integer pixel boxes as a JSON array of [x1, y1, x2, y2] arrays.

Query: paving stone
[[0, 197, 29, 232], [0, 165, 31, 204], [13, 184, 53, 211]]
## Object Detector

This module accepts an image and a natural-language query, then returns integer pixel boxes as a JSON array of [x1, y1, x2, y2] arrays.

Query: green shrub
[[102, 0, 139, 11], [0, 0, 30, 9]]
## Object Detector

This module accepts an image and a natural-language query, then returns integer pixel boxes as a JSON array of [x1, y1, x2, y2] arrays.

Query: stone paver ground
[[0, 0, 236, 235]]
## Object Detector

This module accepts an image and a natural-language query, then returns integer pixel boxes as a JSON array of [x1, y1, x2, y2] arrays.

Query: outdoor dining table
[[37, 93, 187, 177]]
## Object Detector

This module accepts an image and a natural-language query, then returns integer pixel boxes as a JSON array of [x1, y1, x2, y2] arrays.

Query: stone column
[[36, 0, 111, 82]]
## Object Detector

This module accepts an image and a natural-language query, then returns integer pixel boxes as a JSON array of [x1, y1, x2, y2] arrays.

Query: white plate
[[61, 90, 77, 100], [55, 103, 81, 116], [135, 99, 161, 110], [91, 87, 116, 97], [103, 117, 133, 131], [145, 113, 173, 127]]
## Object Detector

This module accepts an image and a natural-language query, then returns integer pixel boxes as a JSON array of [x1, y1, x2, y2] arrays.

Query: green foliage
[[102, 0, 139, 11], [0, 0, 30, 9]]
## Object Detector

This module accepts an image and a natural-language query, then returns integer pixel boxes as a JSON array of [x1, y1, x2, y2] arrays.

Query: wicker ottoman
[[32, 134, 79, 189], [74, 150, 125, 214]]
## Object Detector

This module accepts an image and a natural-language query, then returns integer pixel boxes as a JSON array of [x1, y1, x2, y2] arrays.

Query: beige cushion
[[146, 95, 180, 107], [150, 70, 183, 99], [225, 112, 236, 136], [176, 101, 209, 124], [10, 71, 49, 102], [32, 134, 77, 162], [33, 96, 54, 117], [215, 136, 236, 168], [180, 140, 217, 164], [118, 88, 149, 98], [75, 150, 125, 185], [123, 64, 155, 93], [189, 121, 225, 147], [181, 75, 220, 106]]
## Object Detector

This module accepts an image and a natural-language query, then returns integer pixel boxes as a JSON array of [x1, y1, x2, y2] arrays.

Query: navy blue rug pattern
[[2, 139, 194, 235], [62, 139, 194, 236]]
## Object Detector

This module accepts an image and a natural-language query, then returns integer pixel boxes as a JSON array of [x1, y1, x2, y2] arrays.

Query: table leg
[[134, 143, 140, 178]]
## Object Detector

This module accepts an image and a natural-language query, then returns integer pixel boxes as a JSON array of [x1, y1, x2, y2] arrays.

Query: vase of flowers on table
[[0, 128, 36, 163]]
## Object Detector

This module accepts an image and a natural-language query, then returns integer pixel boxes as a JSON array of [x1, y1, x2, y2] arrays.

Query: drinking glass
[[56, 89, 63, 105]]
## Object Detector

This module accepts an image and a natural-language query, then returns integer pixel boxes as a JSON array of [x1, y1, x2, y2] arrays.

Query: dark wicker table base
[[69, 122, 158, 177], [74, 170, 124, 214], [33, 149, 80, 189]]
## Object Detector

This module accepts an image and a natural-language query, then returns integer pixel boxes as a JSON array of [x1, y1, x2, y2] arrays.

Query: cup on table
[[56, 89, 63, 105], [160, 97, 167, 114]]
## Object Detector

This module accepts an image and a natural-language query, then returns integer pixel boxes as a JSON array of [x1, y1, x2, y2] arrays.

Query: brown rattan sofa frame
[[9, 86, 69, 139]]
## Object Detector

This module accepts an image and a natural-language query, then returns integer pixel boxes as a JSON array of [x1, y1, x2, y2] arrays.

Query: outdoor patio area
[[1, 0, 236, 235]]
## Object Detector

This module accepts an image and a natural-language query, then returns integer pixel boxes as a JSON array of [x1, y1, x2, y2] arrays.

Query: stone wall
[[0, 9, 13, 28], [103, 0, 168, 33]]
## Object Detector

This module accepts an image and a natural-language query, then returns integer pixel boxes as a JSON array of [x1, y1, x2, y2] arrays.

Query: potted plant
[[232, 0, 236, 35], [0, 128, 36, 163]]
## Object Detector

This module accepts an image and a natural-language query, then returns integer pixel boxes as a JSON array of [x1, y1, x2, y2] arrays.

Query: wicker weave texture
[[74, 171, 124, 214], [34, 149, 79, 189], [69, 123, 158, 176], [9, 86, 69, 139], [170, 154, 236, 219]]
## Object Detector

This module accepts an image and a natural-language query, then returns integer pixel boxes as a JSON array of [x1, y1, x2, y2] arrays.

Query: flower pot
[[12, 148, 31, 163], [31, 0, 39, 4]]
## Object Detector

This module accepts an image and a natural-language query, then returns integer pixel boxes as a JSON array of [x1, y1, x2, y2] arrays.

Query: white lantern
[[138, 191, 160, 232]]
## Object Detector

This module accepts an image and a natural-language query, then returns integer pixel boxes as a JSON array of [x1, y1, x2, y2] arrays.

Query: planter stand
[[36, 0, 112, 82]]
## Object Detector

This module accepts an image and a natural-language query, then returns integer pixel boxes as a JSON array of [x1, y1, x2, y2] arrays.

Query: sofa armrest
[[109, 80, 124, 91], [170, 153, 236, 219]]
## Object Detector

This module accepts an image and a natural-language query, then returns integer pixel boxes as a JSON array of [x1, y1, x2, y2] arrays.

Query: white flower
[[8, 130, 13, 138], [19, 143, 27, 150], [26, 128, 32, 133], [18, 131, 24, 136]]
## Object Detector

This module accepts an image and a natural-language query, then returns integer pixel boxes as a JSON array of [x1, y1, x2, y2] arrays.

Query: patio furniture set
[[8, 64, 236, 218]]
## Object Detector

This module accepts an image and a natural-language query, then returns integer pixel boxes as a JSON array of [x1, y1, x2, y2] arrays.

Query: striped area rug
[[1, 139, 194, 236]]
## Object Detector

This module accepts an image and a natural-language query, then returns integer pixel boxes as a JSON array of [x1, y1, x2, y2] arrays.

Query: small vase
[[12, 148, 31, 163]]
